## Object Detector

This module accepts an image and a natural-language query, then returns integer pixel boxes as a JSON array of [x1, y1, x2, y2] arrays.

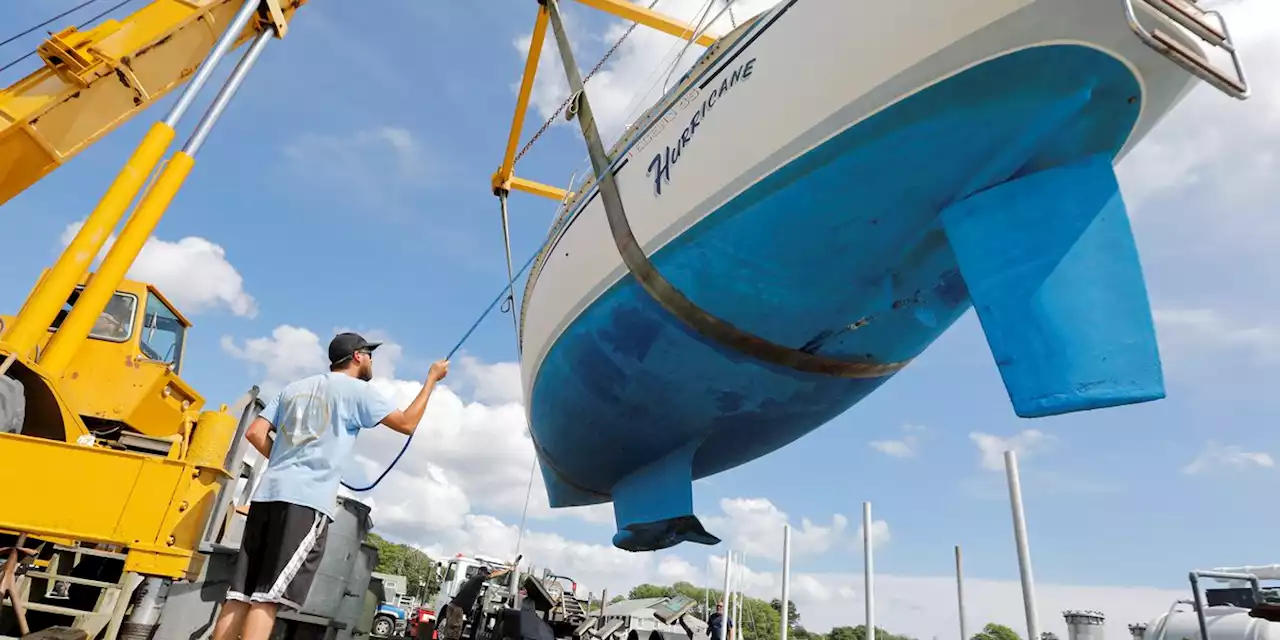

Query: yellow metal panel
[[161, 469, 222, 556], [510, 176, 570, 201], [0, 350, 93, 443], [0, 0, 309, 206], [58, 346, 203, 437], [124, 547, 198, 580], [571, 0, 719, 46], [0, 434, 183, 545]]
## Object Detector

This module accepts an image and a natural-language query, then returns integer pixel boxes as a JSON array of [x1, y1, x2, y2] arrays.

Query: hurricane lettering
[[647, 58, 758, 198]]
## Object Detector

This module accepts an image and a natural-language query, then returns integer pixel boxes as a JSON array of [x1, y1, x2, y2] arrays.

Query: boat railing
[[543, 9, 766, 240], [518, 8, 770, 338], [1123, 0, 1249, 99]]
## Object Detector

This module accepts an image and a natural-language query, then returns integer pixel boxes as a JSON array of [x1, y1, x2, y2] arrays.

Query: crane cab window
[[51, 288, 138, 342], [140, 294, 186, 372]]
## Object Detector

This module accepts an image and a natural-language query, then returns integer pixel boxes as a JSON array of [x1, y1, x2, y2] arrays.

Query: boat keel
[[610, 440, 721, 552], [940, 153, 1165, 418]]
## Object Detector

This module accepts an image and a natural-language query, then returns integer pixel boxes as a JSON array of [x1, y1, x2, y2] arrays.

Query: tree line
[[368, 532, 442, 601]]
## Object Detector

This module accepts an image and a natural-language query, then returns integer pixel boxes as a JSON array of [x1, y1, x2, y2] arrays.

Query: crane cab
[[0, 273, 203, 449]]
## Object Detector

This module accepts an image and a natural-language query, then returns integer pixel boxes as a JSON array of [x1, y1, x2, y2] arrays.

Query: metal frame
[[1188, 570, 1262, 640], [491, 0, 720, 201], [1123, 0, 1249, 99]]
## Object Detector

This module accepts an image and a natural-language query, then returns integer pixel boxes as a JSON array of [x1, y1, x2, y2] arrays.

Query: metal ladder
[[1124, 0, 1250, 99], [0, 543, 133, 639]]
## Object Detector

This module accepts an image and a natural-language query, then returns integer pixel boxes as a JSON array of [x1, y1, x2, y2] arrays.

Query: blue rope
[[341, 248, 543, 492]]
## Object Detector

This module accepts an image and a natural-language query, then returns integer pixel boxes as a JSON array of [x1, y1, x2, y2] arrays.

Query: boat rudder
[[941, 152, 1165, 418]]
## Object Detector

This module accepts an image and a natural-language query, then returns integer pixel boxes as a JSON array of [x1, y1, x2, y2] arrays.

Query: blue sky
[[2, 0, 1278, 638]]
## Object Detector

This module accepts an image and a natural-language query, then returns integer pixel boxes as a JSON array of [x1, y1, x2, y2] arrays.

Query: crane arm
[[0, 0, 305, 207]]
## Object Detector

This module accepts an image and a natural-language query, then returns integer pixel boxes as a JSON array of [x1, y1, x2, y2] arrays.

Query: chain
[[512, 0, 664, 166]]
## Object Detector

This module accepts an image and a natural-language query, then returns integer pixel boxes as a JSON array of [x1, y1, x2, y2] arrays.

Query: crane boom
[[0, 0, 305, 206]]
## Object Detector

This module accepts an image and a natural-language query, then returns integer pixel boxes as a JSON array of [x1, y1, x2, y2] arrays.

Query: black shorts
[[227, 501, 330, 610]]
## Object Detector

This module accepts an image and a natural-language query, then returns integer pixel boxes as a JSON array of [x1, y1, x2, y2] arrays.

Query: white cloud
[[1154, 308, 1280, 361], [220, 325, 327, 394], [765, 569, 1185, 640], [511, 0, 778, 150], [221, 325, 613, 526], [282, 127, 429, 205], [870, 424, 929, 458], [703, 497, 848, 561], [350, 506, 1188, 640], [215, 327, 1186, 639], [1116, 0, 1280, 202], [217, 329, 1189, 640], [453, 355, 524, 405], [970, 430, 1057, 472], [1182, 441, 1275, 475], [857, 518, 891, 551], [59, 221, 257, 318], [411, 517, 1187, 640]]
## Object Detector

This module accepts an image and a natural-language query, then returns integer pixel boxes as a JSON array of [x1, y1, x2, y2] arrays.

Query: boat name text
[[646, 58, 757, 197]]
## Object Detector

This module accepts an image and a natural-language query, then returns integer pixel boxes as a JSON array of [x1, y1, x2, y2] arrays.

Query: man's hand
[[380, 359, 450, 435], [428, 359, 450, 383]]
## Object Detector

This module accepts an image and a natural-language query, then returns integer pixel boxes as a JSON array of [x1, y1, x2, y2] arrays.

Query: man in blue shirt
[[213, 332, 449, 640], [709, 601, 734, 640]]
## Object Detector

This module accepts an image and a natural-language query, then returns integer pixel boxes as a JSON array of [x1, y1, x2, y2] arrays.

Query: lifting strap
[[540, 0, 909, 379]]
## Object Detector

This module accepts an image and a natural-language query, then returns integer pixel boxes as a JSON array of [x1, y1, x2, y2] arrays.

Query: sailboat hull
[[519, 0, 1202, 550]]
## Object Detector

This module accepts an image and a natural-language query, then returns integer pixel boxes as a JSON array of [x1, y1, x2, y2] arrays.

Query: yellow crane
[[0, 0, 718, 636]]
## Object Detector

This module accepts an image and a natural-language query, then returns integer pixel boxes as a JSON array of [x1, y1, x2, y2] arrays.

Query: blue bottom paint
[[530, 44, 1149, 551], [941, 154, 1164, 418]]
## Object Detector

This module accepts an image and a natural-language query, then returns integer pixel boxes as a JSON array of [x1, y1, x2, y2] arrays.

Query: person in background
[[708, 600, 734, 640]]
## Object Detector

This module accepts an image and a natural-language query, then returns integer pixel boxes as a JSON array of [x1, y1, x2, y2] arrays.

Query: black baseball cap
[[328, 332, 382, 365]]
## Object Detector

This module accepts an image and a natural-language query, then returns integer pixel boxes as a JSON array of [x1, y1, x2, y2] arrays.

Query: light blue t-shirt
[[252, 371, 399, 519]]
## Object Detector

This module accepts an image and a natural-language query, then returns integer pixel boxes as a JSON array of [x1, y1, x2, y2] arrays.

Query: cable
[[0, 0, 101, 50], [0, 0, 140, 77], [512, 458, 537, 558], [340, 242, 545, 492]]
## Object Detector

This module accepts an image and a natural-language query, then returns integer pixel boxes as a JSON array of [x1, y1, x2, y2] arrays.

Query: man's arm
[[244, 392, 281, 459], [245, 416, 274, 458], [378, 359, 449, 435]]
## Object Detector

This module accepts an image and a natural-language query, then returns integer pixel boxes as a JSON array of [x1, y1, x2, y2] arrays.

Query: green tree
[[791, 627, 824, 640], [368, 532, 440, 600], [827, 624, 916, 640], [770, 598, 802, 630], [972, 623, 1022, 640], [629, 584, 677, 600]]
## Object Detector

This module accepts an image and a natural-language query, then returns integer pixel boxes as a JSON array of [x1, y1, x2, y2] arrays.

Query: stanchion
[[781, 525, 792, 640], [1005, 450, 1041, 640], [864, 502, 876, 640]]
